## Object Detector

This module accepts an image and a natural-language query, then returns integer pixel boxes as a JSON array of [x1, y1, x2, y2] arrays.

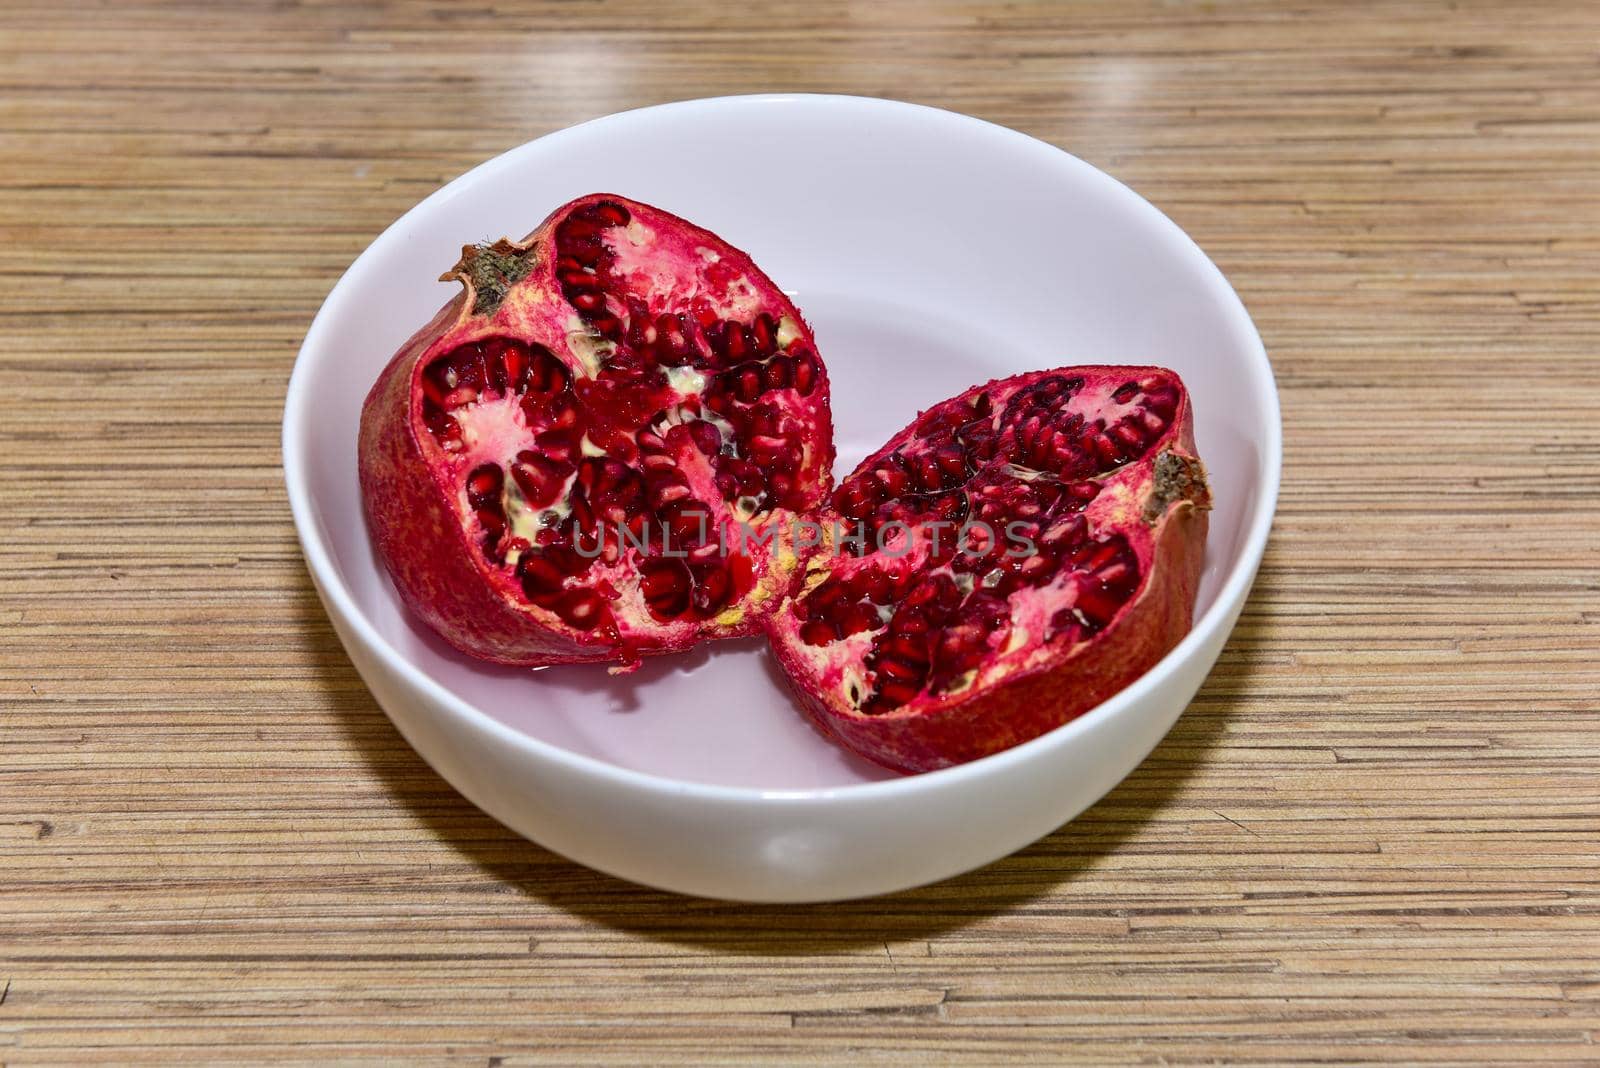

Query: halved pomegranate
[[766, 366, 1209, 773], [359, 195, 834, 666]]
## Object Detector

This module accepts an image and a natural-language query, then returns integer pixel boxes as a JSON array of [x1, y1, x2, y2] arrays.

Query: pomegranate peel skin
[[358, 194, 834, 667], [765, 366, 1210, 774]]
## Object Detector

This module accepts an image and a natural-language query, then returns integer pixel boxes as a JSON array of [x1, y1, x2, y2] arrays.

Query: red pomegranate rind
[[766, 366, 1209, 773], [359, 194, 834, 666]]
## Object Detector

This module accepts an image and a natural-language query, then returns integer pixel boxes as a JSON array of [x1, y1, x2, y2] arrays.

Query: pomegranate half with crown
[[359, 194, 834, 666], [765, 366, 1210, 772]]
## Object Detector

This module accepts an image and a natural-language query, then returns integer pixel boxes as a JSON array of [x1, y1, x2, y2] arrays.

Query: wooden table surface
[[4, 1, 1599, 1062]]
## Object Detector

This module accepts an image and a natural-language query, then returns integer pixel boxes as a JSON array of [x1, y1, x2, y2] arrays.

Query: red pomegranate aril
[[510, 455, 566, 510], [661, 423, 696, 454], [537, 540, 588, 576], [559, 218, 603, 243], [591, 201, 630, 227], [638, 558, 692, 620], [534, 427, 579, 462], [527, 350, 570, 395], [834, 482, 874, 520], [1111, 422, 1146, 449], [359, 194, 833, 666], [872, 678, 924, 708], [428, 350, 483, 395], [800, 619, 840, 646], [655, 314, 690, 361], [808, 579, 847, 611], [769, 471, 796, 504], [752, 433, 792, 459], [877, 631, 931, 666], [476, 508, 506, 539], [903, 575, 947, 612], [1041, 514, 1087, 551], [1073, 539, 1120, 572], [858, 570, 894, 604], [839, 602, 879, 637], [918, 454, 953, 492], [1145, 386, 1179, 418], [934, 445, 967, 480], [576, 456, 629, 500], [1073, 582, 1124, 629], [690, 566, 733, 616], [732, 367, 762, 403], [687, 420, 722, 456], [465, 462, 503, 503], [719, 454, 763, 491], [555, 588, 607, 630], [712, 471, 741, 502], [518, 555, 566, 597], [527, 388, 579, 429], [1015, 553, 1054, 583], [440, 385, 478, 409], [659, 502, 710, 545], [483, 344, 511, 394], [932, 631, 986, 676], [766, 365, 1209, 773], [429, 412, 463, 447], [870, 461, 913, 498], [512, 460, 563, 508], [1098, 559, 1135, 589], [875, 656, 925, 683], [751, 312, 777, 354], [763, 356, 792, 391], [792, 352, 818, 395], [703, 322, 728, 362], [648, 474, 692, 508]]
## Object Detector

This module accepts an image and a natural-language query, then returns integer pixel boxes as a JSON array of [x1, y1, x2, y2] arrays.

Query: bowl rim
[[282, 92, 1282, 807]]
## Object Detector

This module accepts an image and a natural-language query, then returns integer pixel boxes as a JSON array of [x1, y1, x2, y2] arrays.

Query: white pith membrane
[[414, 198, 829, 653], [775, 370, 1183, 717]]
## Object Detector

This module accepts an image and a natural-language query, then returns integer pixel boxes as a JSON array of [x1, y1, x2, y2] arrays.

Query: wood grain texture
[[2, 0, 1598, 1062]]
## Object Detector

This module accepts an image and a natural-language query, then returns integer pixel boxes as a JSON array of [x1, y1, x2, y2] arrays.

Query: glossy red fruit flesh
[[359, 194, 834, 666], [766, 366, 1209, 773]]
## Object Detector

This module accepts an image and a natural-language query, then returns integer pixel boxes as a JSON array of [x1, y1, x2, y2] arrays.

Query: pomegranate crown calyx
[[1144, 449, 1212, 523], [442, 238, 537, 316]]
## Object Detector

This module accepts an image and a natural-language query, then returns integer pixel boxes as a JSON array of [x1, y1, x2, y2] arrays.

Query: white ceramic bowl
[[283, 94, 1280, 902]]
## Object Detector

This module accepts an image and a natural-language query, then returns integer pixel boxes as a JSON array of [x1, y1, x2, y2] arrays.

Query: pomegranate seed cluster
[[360, 195, 833, 664], [787, 371, 1182, 715], [361, 194, 1208, 773]]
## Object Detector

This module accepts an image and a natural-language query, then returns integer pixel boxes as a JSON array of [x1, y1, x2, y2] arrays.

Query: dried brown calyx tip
[[1145, 450, 1211, 523], [445, 239, 536, 316]]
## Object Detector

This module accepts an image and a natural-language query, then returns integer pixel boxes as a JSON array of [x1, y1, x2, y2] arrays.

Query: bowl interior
[[290, 96, 1273, 790]]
